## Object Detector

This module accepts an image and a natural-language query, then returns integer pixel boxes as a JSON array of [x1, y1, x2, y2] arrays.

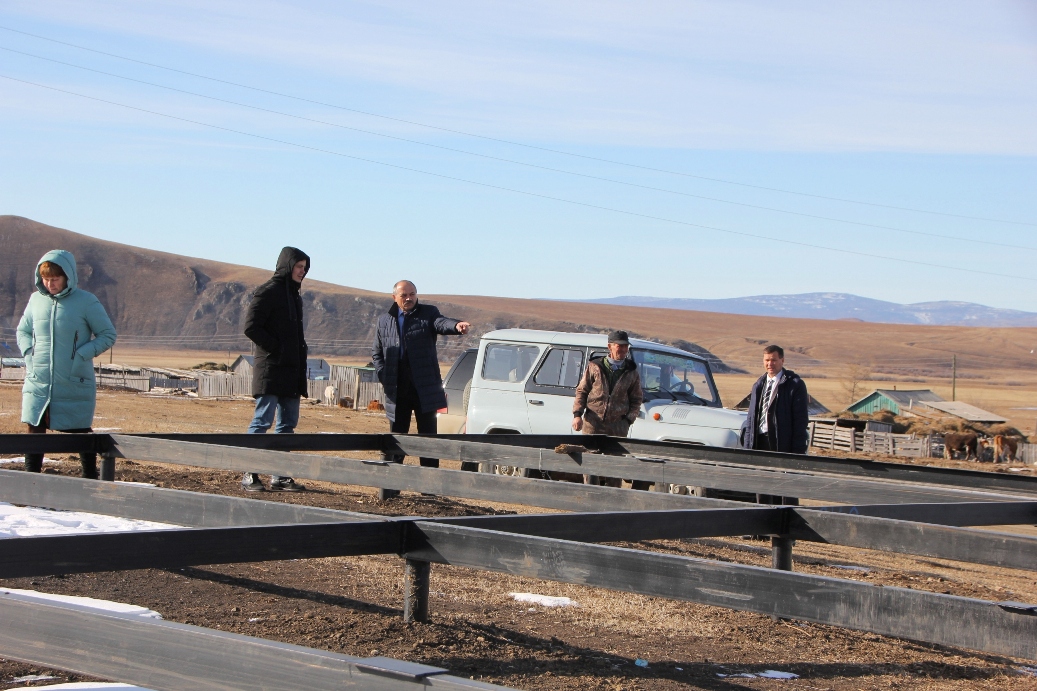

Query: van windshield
[[632, 349, 717, 406]]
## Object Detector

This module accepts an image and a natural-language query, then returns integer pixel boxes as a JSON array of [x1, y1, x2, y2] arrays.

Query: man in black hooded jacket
[[240, 247, 310, 492]]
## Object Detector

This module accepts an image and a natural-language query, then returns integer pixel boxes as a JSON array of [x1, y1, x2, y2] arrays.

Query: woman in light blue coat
[[18, 250, 116, 477]]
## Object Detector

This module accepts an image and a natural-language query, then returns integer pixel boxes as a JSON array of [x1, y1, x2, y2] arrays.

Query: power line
[[3, 73, 1035, 285], [4, 44, 1030, 252], [1, 23, 1034, 229]]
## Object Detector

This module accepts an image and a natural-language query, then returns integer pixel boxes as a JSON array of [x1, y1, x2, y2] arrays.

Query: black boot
[[80, 453, 99, 480], [23, 453, 43, 473]]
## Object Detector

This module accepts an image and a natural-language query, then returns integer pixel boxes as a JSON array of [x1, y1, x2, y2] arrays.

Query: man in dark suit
[[372, 280, 470, 498], [741, 344, 809, 504]]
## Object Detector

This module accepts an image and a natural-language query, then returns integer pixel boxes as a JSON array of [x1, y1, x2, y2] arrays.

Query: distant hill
[[577, 293, 1037, 327], [0, 216, 736, 369]]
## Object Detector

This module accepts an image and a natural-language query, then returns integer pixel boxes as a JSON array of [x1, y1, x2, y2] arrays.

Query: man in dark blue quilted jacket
[[371, 281, 470, 497]]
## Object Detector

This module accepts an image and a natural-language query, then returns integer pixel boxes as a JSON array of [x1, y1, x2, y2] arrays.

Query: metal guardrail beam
[[605, 437, 1037, 497], [0, 521, 402, 579], [811, 500, 1037, 526], [8, 430, 1036, 497], [435, 507, 785, 542], [0, 592, 513, 691], [134, 432, 1037, 496], [110, 435, 744, 512], [405, 522, 1037, 661], [0, 469, 371, 527], [0, 432, 109, 454], [789, 510, 1037, 571], [431, 506, 1037, 571], [6, 497, 1037, 582], [112, 434, 1022, 506], [392, 436, 1020, 504]]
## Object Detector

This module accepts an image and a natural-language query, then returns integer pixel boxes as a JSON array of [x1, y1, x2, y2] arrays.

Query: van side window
[[534, 349, 584, 387], [482, 344, 541, 382], [444, 350, 477, 389]]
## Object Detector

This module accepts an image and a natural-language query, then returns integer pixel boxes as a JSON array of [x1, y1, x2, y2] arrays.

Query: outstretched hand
[[456, 321, 471, 335]]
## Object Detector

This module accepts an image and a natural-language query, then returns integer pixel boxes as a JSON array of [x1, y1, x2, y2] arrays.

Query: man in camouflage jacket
[[573, 330, 644, 437]]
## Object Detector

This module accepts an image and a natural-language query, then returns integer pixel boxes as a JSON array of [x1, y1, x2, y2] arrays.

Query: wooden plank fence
[[809, 420, 937, 458], [303, 366, 385, 409], [196, 374, 252, 398], [96, 374, 151, 392], [1021, 443, 1037, 465], [150, 377, 198, 391], [0, 368, 25, 380], [357, 381, 386, 409]]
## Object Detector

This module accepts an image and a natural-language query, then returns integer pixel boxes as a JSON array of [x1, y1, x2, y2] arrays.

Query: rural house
[[846, 389, 943, 416], [846, 389, 1006, 424]]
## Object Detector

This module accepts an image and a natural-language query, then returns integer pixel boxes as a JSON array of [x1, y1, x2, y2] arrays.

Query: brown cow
[[944, 432, 979, 461], [994, 435, 1019, 463]]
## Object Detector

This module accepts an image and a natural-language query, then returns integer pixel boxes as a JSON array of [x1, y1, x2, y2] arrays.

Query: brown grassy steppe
[[434, 295, 1037, 436], [4, 216, 1034, 433]]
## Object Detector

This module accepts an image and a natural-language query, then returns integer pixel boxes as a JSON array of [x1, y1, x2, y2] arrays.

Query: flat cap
[[607, 330, 630, 345]]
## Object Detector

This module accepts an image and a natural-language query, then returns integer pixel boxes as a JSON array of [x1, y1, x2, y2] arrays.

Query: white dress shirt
[[758, 369, 783, 434]]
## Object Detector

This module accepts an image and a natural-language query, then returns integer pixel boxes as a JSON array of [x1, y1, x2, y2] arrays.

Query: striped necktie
[[759, 378, 774, 432]]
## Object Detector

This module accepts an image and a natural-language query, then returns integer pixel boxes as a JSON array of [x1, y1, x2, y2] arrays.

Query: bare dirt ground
[[3, 382, 1037, 690]]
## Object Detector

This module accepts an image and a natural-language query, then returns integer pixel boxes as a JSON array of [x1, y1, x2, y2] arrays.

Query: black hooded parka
[[244, 247, 310, 397]]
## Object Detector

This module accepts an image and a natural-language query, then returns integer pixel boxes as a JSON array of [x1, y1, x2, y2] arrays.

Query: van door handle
[[527, 399, 544, 406]]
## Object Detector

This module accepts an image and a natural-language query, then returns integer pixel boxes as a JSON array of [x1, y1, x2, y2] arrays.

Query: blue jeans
[[247, 395, 300, 481]]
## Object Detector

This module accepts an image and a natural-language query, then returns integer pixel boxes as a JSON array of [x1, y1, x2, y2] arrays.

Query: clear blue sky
[[2, 1, 1036, 309]]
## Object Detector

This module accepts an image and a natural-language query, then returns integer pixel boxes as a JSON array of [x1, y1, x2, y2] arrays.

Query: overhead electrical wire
[[3, 45, 1032, 253], [1, 24, 1034, 229], [1, 73, 1035, 284]]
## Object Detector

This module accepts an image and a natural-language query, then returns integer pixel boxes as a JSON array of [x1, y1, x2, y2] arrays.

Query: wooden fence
[[96, 374, 151, 392], [0, 368, 25, 380], [1022, 443, 1037, 465], [196, 374, 252, 397], [149, 377, 198, 391], [356, 381, 386, 408], [304, 366, 385, 409], [808, 419, 937, 458]]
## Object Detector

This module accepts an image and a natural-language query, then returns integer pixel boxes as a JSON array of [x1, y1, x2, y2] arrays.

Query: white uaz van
[[457, 329, 746, 446]]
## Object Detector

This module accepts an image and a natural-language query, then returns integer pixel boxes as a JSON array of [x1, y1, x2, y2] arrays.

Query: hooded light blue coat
[[17, 250, 117, 430]]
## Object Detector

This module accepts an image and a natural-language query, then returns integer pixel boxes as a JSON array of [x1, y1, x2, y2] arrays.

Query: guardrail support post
[[771, 536, 793, 571], [377, 451, 402, 501], [100, 452, 116, 482], [403, 559, 430, 623]]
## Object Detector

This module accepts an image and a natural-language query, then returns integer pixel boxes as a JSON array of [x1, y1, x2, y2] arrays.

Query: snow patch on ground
[[0, 456, 59, 465], [509, 592, 576, 608], [717, 670, 799, 679], [0, 503, 181, 538], [6, 680, 155, 684], [0, 588, 163, 619]]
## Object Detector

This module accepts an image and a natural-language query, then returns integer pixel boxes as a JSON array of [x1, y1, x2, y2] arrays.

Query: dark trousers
[[753, 431, 798, 506], [391, 360, 439, 468], [25, 408, 97, 479]]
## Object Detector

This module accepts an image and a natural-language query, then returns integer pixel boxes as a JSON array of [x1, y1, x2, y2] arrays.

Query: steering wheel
[[670, 381, 694, 394]]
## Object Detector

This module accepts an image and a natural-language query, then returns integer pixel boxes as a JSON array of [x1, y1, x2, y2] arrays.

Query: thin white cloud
[[2, 0, 1035, 152]]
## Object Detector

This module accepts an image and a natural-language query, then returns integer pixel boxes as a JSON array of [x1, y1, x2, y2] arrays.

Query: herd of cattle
[[943, 432, 1021, 462]]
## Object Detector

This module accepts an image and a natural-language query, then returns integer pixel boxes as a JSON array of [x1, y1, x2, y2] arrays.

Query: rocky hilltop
[[0, 216, 735, 370]]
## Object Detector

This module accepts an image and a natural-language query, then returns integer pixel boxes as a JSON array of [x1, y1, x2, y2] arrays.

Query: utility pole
[[951, 354, 956, 401]]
